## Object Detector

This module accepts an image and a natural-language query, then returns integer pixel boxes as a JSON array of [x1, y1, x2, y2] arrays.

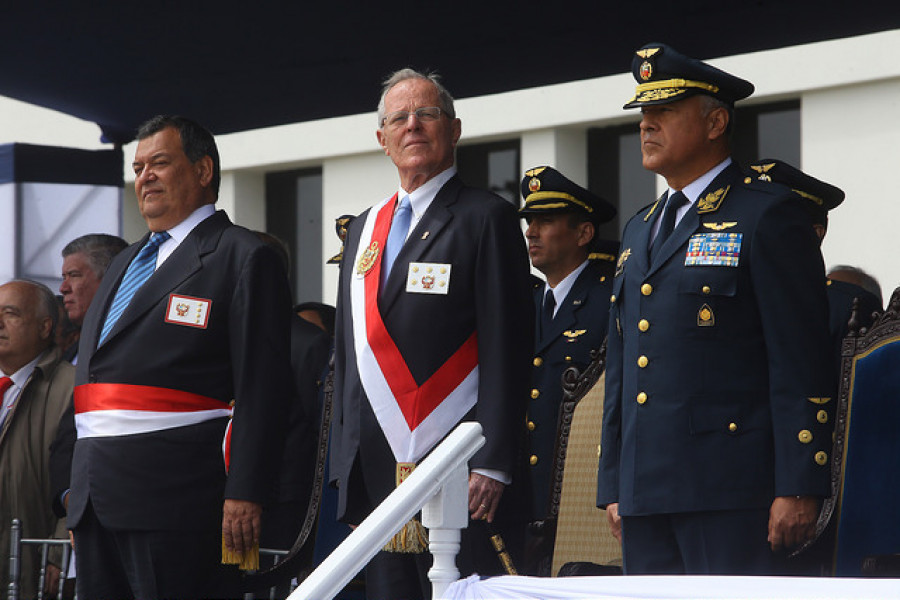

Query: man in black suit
[[517, 166, 616, 573], [598, 44, 834, 575], [68, 116, 292, 599], [748, 159, 883, 377], [330, 69, 533, 598]]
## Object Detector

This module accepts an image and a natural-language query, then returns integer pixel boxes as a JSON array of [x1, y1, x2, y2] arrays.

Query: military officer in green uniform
[[519, 166, 617, 574], [597, 44, 834, 575]]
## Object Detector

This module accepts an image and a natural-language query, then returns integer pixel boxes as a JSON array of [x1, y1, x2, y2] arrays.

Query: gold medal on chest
[[357, 240, 380, 276]]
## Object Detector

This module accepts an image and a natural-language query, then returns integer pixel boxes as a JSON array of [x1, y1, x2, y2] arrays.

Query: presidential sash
[[350, 195, 479, 464]]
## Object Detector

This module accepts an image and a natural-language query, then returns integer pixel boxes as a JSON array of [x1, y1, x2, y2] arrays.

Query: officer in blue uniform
[[597, 44, 834, 575], [748, 159, 883, 380], [518, 166, 617, 574]]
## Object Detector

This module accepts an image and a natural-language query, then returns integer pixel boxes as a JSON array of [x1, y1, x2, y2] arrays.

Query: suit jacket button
[[610, 294, 616, 303], [527, 420, 536, 431], [728, 422, 738, 433], [815, 451, 828, 465], [531, 389, 540, 399], [529, 455, 539, 466], [641, 283, 653, 296], [637, 355, 649, 368], [702, 285, 711, 294], [636, 392, 647, 405], [89, 373, 98, 383], [533, 357, 543, 367], [817, 410, 828, 423], [798, 429, 813, 444], [638, 319, 650, 332]]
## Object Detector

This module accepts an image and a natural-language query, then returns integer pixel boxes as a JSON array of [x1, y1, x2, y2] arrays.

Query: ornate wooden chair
[[801, 287, 900, 575], [542, 342, 622, 576]]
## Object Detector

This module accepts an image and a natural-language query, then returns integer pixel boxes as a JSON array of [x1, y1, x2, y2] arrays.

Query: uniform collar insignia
[[702, 221, 737, 231], [696, 185, 730, 214], [616, 248, 632, 277]]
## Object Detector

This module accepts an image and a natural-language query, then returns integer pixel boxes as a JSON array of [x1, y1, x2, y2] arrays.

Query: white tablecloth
[[441, 574, 900, 599]]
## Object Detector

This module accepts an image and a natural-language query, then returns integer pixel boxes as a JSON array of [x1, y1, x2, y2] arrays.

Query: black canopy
[[3, 2, 898, 145]]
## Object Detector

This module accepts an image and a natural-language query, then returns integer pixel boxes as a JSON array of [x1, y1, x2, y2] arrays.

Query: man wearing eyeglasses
[[330, 68, 533, 598]]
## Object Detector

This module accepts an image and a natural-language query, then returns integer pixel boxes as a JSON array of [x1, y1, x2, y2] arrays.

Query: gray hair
[[8, 279, 59, 344], [376, 68, 456, 127], [62, 234, 129, 278], [699, 94, 735, 136]]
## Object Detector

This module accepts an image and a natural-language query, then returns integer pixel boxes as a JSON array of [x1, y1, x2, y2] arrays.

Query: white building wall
[[2, 29, 899, 301]]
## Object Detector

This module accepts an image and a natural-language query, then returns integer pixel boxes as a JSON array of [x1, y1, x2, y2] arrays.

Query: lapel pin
[[421, 231, 430, 240]]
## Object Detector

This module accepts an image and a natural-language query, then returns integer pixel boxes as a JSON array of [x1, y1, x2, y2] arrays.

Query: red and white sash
[[74, 383, 232, 438], [351, 195, 478, 463]]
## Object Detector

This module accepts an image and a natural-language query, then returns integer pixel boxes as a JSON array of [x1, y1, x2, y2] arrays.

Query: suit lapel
[[536, 264, 593, 353], [99, 211, 229, 348], [647, 165, 739, 276], [379, 177, 461, 312], [632, 196, 663, 275]]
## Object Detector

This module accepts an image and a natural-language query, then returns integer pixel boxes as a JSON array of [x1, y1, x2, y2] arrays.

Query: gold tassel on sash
[[222, 535, 260, 571], [383, 462, 428, 553]]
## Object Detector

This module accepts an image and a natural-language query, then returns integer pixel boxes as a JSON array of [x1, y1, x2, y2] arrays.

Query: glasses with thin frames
[[381, 106, 447, 129]]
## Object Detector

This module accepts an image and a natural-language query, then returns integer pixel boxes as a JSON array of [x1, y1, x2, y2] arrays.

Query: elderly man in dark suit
[[598, 44, 834, 575], [330, 68, 533, 599], [68, 116, 292, 599]]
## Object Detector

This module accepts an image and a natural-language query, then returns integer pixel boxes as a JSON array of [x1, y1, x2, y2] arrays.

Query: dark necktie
[[99, 231, 171, 344], [381, 195, 412, 290], [650, 190, 688, 262], [541, 288, 556, 338]]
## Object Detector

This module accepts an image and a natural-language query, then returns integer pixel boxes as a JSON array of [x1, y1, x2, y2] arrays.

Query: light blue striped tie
[[99, 231, 170, 344]]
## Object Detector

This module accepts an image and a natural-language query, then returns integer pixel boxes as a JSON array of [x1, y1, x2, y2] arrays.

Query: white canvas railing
[[289, 421, 485, 600]]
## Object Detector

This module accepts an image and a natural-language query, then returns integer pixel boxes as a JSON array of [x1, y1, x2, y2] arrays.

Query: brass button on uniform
[[637, 355, 649, 368], [529, 455, 538, 466], [638, 319, 650, 332], [636, 392, 647, 405], [815, 451, 828, 465], [565, 356, 572, 362], [531, 389, 540, 399], [610, 294, 616, 303], [728, 422, 738, 433], [641, 283, 653, 296], [744, 176, 752, 184], [527, 421, 536, 431], [817, 410, 828, 424], [798, 429, 812, 444], [702, 285, 711, 294], [533, 357, 543, 367]]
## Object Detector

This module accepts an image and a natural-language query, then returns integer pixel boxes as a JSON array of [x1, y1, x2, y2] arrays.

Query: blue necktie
[[99, 231, 170, 344], [380, 195, 412, 289], [650, 191, 687, 262]]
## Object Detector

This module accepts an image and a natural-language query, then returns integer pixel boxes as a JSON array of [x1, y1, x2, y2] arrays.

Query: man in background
[[0, 280, 74, 598]]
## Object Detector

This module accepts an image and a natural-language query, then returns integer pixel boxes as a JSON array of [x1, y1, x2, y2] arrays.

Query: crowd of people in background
[[0, 42, 887, 600]]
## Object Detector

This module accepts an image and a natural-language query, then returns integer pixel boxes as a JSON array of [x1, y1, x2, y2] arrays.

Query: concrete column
[[520, 128, 587, 184], [218, 170, 265, 231]]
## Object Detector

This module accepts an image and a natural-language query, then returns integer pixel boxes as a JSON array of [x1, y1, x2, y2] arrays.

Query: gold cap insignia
[[703, 221, 737, 231], [528, 177, 541, 193], [524, 166, 547, 177], [697, 186, 730, 214], [750, 163, 776, 182], [698, 303, 715, 327], [636, 48, 660, 58], [639, 61, 653, 81]]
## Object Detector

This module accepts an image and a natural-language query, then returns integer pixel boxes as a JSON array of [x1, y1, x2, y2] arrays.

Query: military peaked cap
[[624, 43, 755, 109], [519, 166, 616, 224], [749, 159, 845, 216]]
